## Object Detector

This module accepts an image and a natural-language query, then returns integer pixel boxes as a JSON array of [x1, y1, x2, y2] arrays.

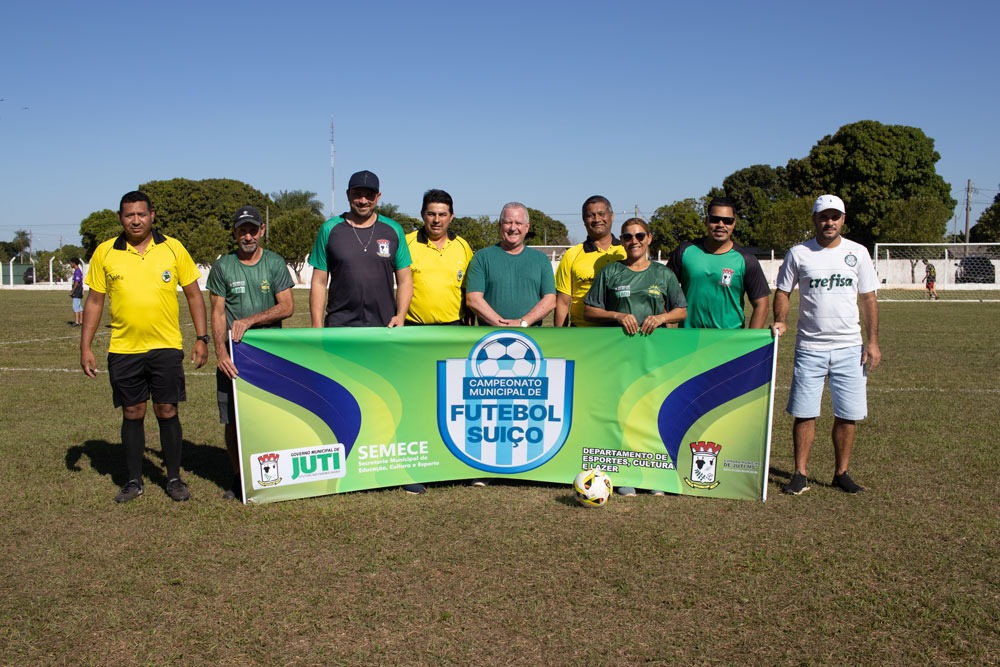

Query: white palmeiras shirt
[[776, 237, 878, 351]]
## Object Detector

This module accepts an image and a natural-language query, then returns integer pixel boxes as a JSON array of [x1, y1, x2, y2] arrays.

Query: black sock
[[121, 418, 145, 483], [158, 415, 183, 480]]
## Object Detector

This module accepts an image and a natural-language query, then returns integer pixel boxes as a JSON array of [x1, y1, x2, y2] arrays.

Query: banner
[[233, 327, 777, 504]]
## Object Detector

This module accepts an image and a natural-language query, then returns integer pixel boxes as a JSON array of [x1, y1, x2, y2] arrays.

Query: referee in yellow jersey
[[405, 189, 474, 326], [81, 191, 209, 504]]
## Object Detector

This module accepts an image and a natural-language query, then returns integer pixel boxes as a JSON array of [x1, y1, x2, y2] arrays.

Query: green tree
[[450, 216, 495, 251], [376, 202, 421, 232], [79, 209, 121, 259], [268, 207, 325, 283], [879, 196, 952, 243], [34, 250, 69, 282], [267, 189, 328, 282], [58, 244, 86, 264], [12, 230, 31, 261], [271, 190, 325, 217], [186, 222, 230, 266], [137, 178, 272, 265], [712, 164, 793, 247], [648, 199, 704, 257], [755, 197, 815, 253], [526, 208, 569, 246], [0, 240, 17, 262], [970, 191, 1000, 242], [786, 120, 956, 248]]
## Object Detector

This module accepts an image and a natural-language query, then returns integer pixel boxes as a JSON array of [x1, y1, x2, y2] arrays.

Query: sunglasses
[[708, 215, 736, 225], [621, 232, 648, 242]]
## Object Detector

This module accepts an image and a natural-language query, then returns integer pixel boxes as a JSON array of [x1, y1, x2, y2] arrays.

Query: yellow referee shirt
[[85, 230, 201, 353], [405, 228, 474, 324], [555, 238, 626, 326]]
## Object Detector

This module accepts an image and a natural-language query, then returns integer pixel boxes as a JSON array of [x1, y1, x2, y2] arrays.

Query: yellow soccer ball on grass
[[573, 468, 612, 508]]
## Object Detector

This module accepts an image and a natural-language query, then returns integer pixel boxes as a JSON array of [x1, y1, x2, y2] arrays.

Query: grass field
[[0, 289, 997, 666]]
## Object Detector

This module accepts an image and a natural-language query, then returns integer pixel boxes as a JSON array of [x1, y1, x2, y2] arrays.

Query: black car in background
[[955, 256, 997, 283]]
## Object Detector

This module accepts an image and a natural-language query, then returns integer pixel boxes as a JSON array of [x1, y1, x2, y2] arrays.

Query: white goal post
[[874, 243, 1000, 302]]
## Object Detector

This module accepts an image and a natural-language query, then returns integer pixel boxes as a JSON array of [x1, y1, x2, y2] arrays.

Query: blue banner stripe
[[657, 343, 773, 463], [233, 343, 362, 456]]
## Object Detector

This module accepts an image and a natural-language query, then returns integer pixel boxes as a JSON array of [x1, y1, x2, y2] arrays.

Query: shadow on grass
[[769, 465, 792, 482], [65, 438, 231, 492]]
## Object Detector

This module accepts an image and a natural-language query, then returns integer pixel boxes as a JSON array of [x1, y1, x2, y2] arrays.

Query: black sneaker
[[114, 479, 144, 503], [832, 472, 864, 494], [782, 472, 810, 495], [402, 483, 426, 495], [166, 478, 191, 502]]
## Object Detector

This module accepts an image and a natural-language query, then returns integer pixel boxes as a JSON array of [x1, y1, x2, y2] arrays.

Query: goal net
[[874, 243, 1000, 301]]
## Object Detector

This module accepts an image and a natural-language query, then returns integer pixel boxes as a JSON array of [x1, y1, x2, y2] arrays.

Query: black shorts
[[404, 320, 464, 326], [216, 368, 236, 425], [107, 349, 186, 408]]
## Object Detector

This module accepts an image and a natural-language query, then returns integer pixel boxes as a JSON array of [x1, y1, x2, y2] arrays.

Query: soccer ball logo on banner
[[438, 331, 574, 474], [474, 336, 538, 378]]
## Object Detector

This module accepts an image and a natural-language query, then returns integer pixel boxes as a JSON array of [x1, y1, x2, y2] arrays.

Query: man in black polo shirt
[[309, 170, 413, 328], [308, 170, 422, 494]]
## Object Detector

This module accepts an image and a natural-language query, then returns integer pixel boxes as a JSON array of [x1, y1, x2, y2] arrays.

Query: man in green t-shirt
[[466, 202, 556, 327], [207, 205, 295, 500], [667, 196, 770, 329]]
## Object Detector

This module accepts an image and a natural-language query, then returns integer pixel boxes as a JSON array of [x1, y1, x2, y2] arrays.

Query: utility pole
[[330, 114, 337, 218], [965, 179, 972, 247]]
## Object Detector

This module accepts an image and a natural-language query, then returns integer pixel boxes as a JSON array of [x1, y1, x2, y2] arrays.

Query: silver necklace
[[350, 220, 376, 252]]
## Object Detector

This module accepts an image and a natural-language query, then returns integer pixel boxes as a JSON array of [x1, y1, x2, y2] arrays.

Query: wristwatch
[[195, 335, 210, 344], [520, 320, 529, 327]]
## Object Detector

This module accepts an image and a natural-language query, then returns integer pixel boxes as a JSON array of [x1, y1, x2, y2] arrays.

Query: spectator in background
[[69, 258, 84, 327], [922, 258, 940, 300]]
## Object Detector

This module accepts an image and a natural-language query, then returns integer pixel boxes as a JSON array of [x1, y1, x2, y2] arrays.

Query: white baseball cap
[[813, 194, 845, 214]]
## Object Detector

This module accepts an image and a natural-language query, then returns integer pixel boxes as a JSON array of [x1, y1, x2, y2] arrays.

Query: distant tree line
[[74, 180, 571, 275], [648, 120, 959, 257], [69, 120, 989, 273]]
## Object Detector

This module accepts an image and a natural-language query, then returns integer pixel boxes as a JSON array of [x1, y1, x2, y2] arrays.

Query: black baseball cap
[[233, 205, 263, 227], [347, 170, 380, 192]]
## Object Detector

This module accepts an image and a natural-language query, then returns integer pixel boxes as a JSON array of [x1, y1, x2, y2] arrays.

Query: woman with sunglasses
[[582, 218, 687, 497], [583, 218, 687, 335]]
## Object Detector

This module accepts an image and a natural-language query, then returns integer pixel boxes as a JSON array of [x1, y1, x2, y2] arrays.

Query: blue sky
[[2, 0, 997, 250]]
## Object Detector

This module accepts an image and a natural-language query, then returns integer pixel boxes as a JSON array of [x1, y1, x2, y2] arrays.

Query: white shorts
[[786, 345, 867, 420]]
